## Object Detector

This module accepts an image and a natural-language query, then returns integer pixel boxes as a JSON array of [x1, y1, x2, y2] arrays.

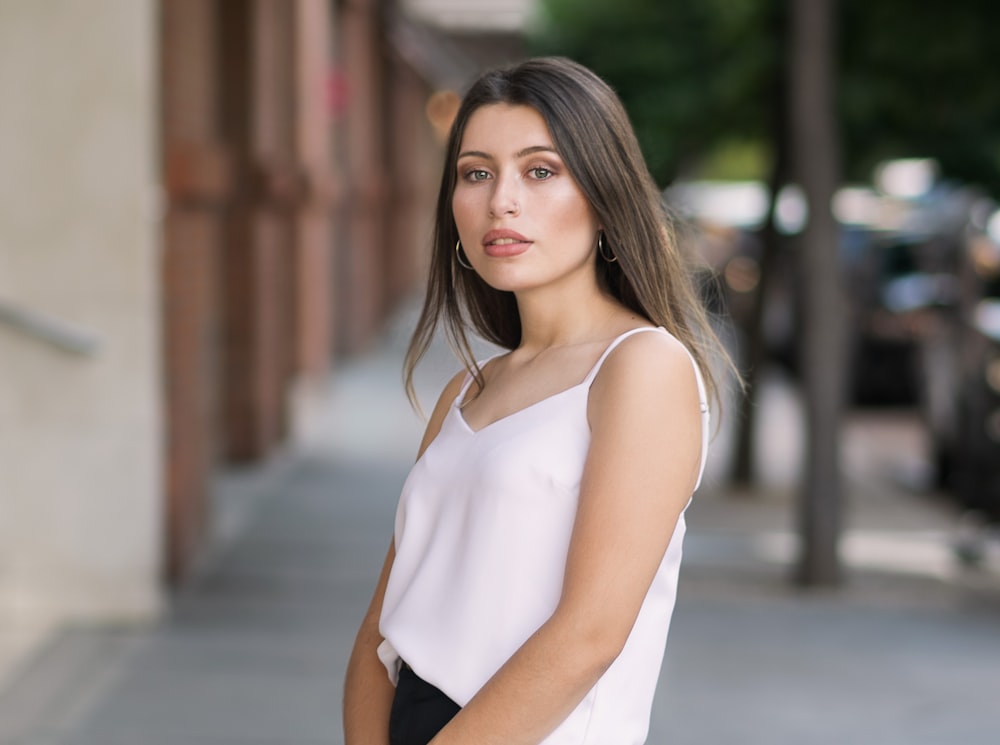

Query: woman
[[344, 57, 728, 745]]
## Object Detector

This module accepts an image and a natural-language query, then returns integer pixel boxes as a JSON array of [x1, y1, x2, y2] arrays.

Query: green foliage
[[531, 0, 1000, 195], [696, 139, 772, 181], [839, 0, 1000, 193], [530, 0, 782, 186]]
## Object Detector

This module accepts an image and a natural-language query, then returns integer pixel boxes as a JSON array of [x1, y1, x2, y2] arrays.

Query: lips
[[482, 229, 532, 258]]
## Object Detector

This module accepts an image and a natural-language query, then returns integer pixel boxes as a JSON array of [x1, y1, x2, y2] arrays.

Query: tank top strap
[[455, 351, 506, 404], [581, 326, 711, 488], [580, 326, 668, 387]]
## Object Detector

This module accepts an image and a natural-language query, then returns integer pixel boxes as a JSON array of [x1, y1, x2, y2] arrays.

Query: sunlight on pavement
[[747, 529, 1000, 582]]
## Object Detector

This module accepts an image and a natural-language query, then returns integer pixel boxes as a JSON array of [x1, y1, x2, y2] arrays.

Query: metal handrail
[[0, 299, 101, 357]]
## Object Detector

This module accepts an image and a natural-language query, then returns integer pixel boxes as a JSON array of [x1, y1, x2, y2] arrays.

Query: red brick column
[[218, 0, 298, 460], [338, 0, 387, 352], [160, 0, 228, 581], [292, 0, 335, 376], [384, 57, 440, 309]]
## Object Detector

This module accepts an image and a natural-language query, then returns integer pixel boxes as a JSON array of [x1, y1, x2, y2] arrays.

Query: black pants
[[389, 662, 461, 745]]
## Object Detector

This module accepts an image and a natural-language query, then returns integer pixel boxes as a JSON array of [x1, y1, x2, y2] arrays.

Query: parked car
[[846, 215, 974, 405], [913, 219, 1000, 563]]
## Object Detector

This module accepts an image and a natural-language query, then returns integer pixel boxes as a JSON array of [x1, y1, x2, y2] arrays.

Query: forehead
[[459, 103, 555, 154]]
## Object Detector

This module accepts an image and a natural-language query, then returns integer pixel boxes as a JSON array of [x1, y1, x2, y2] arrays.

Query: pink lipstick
[[482, 229, 532, 258]]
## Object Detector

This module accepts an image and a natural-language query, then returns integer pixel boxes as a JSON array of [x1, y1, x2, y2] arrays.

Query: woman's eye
[[530, 167, 552, 180], [465, 169, 490, 182]]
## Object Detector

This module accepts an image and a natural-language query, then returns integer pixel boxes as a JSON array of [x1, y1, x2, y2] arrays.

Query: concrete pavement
[[1, 302, 999, 744]]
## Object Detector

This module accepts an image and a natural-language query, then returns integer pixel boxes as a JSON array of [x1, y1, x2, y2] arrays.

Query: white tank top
[[378, 327, 710, 744]]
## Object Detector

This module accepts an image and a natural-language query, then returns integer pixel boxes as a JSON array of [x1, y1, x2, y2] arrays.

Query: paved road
[[1, 306, 999, 744]]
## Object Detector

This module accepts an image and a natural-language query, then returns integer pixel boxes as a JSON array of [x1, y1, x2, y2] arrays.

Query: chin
[[479, 260, 597, 295], [491, 266, 571, 290], [477, 276, 529, 294], [473, 266, 537, 293]]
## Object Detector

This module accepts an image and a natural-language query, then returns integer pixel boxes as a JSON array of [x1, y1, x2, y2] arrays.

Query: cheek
[[451, 188, 480, 227], [547, 189, 597, 232]]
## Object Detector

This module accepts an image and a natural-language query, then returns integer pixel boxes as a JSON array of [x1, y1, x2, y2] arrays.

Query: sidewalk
[[1, 306, 999, 744]]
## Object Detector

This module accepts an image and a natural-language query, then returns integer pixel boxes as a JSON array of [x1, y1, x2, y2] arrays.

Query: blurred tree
[[791, 0, 844, 586]]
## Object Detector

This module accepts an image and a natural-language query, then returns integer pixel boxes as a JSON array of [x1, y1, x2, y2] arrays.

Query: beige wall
[[0, 0, 163, 627]]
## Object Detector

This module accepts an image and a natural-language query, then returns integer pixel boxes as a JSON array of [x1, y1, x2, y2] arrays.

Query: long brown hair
[[405, 57, 731, 414]]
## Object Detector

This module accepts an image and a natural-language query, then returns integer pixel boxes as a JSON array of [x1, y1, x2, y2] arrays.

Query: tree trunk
[[732, 0, 789, 488], [789, 0, 845, 586], [731, 148, 789, 486]]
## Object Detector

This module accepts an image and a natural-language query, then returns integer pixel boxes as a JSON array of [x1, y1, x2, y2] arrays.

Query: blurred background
[[1, 0, 998, 743]]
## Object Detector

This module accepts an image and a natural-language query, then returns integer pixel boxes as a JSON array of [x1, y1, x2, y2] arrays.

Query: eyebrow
[[457, 145, 559, 160]]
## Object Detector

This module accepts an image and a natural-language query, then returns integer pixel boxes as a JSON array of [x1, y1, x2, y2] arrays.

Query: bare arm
[[429, 333, 704, 744], [343, 541, 396, 745], [343, 370, 469, 744]]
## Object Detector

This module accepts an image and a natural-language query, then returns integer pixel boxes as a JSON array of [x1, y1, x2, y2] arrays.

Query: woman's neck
[[514, 284, 628, 352]]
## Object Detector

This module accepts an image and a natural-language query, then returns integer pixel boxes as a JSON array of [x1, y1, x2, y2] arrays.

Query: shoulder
[[587, 328, 702, 428], [593, 328, 699, 391]]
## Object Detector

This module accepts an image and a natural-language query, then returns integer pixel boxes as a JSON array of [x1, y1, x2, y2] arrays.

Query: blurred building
[[0, 0, 531, 668]]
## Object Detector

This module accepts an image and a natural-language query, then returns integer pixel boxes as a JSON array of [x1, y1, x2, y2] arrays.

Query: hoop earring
[[598, 232, 617, 263], [455, 240, 474, 270]]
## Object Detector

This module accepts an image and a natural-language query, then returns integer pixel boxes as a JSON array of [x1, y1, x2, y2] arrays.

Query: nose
[[488, 173, 520, 218]]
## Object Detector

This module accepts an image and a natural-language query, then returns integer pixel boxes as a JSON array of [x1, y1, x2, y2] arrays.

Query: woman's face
[[452, 103, 601, 295]]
